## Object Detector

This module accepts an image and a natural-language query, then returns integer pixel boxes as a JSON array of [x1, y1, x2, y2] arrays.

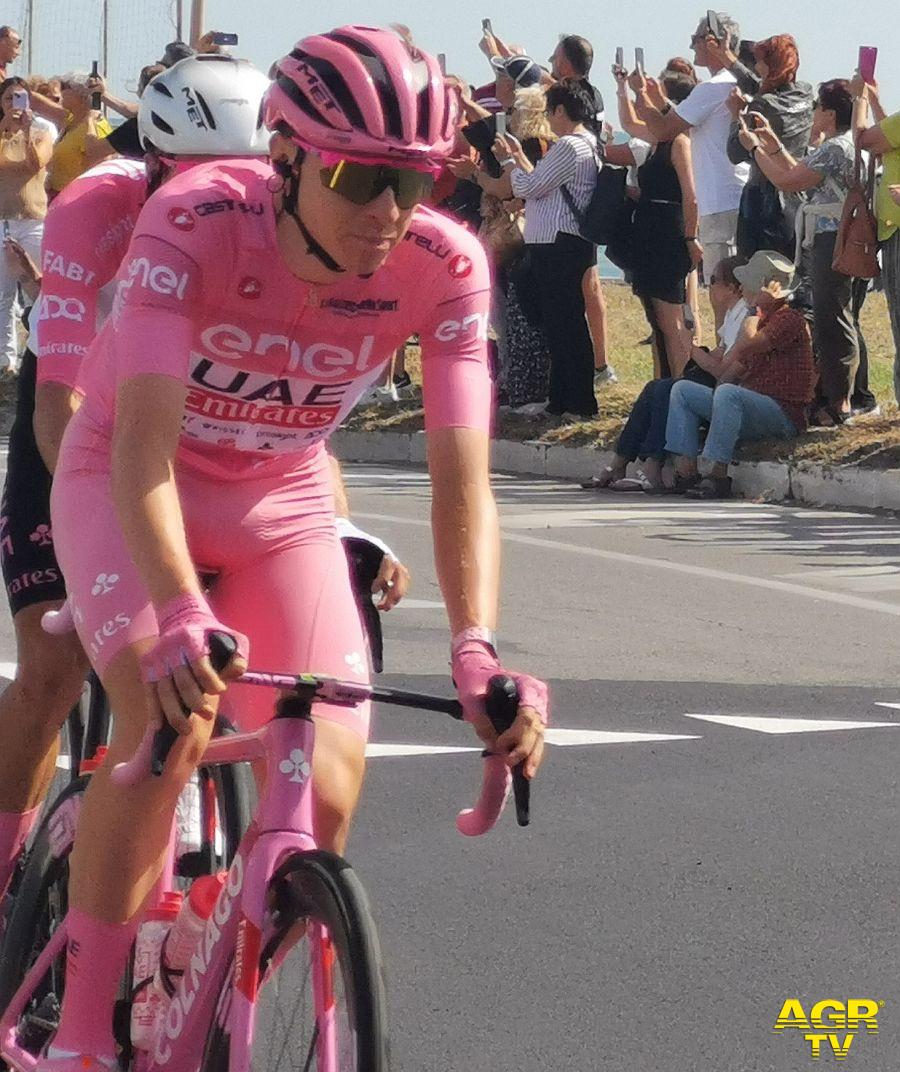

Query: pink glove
[[140, 592, 249, 684], [451, 638, 549, 727]]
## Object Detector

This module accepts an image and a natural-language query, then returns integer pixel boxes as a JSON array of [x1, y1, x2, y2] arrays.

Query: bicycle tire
[[0, 776, 83, 1037], [199, 849, 390, 1072]]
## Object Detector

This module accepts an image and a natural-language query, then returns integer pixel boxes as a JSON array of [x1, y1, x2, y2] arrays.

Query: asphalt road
[[5, 458, 900, 1070]]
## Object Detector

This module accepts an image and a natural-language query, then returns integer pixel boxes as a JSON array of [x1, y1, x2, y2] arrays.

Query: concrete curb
[[332, 429, 900, 513]]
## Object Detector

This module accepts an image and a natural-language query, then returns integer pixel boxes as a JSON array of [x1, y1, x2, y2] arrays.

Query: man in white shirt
[[632, 12, 750, 313]]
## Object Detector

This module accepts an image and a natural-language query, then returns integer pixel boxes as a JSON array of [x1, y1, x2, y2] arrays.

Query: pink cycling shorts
[[50, 432, 371, 739]]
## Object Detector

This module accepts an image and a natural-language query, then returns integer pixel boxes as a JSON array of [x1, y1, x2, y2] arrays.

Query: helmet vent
[[330, 33, 403, 140], [151, 81, 173, 99], [288, 49, 366, 131], [150, 111, 175, 135]]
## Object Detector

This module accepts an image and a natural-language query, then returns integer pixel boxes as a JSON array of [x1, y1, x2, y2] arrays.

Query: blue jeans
[[616, 378, 677, 460], [665, 381, 796, 465]]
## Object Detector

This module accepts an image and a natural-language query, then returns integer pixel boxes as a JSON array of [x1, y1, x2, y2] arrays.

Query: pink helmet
[[263, 25, 458, 170]]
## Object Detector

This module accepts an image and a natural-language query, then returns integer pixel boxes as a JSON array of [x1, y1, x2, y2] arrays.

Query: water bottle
[[130, 894, 182, 1051], [174, 772, 203, 863], [156, 873, 227, 996]]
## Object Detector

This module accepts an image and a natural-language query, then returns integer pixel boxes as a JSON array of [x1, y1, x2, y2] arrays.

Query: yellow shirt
[[876, 112, 900, 242], [46, 112, 113, 194]]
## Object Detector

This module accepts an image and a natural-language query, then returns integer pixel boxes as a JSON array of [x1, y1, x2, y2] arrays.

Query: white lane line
[[367, 744, 481, 758], [685, 714, 900, 735], [875, 702, 900, 711], [545, 729, 700, 746], [394, 599, 445, 610], [355, 511, 900, 618]]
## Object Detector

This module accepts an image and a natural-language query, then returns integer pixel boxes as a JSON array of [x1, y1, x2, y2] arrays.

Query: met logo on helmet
[[181, 85, 210, 131], [293, 60, 340, 114]]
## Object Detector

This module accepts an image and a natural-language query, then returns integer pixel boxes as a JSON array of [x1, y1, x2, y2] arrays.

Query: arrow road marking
[[685, 714, 900, 735]]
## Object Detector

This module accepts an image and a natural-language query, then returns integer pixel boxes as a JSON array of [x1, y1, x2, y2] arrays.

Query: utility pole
[[189, 0, 205, 48], [101, 0, 109, 74], [175, 0, 183, 41], [26, 0, 33, 74]]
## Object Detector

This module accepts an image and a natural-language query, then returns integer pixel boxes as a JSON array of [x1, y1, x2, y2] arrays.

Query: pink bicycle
[[0, 636, 528, 1071]]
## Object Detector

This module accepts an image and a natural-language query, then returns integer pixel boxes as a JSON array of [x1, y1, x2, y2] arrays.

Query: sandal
[[607, 477, 649, 492], [580, 466, 626, 490], [685, 475, 733, 500]]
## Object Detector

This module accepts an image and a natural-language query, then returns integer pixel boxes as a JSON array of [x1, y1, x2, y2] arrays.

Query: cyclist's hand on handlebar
[[372, 555, 410, 611], [140, 592, 248, 733], [451, 638, 548, 779]]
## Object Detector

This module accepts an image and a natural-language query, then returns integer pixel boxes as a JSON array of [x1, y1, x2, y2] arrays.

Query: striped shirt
[[510, 131, 599, 244]]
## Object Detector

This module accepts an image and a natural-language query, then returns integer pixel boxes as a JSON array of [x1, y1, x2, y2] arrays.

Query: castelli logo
[[167, 207, 195, 231], [238, 276, 262, 299], [448, 254, 472, 279]]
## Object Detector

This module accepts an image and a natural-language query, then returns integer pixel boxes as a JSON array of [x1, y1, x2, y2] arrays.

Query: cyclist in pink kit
[[43, 28, 548, 1070], [0, 57, 273, 914]]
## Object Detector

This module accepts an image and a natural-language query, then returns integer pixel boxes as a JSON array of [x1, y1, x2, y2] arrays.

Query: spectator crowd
[[0, 15, 898, 500]]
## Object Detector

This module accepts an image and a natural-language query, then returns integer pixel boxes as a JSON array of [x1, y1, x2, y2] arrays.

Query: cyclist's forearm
[[33, 382, 81, 472], [112, 375, 202, 607], [428, 427, 499, 635]]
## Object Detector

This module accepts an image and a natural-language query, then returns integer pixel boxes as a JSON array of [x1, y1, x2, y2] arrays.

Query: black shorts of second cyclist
[[1, 348, 67, 617]]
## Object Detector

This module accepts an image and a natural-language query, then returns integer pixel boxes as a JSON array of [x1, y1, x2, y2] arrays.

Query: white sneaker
[[594, 365, 618, 387]]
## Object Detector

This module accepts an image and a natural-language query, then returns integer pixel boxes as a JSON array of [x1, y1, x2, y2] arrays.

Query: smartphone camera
[[212, 32, 239, 46]]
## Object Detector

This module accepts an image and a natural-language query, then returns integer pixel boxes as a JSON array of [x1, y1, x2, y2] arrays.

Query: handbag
[[559, 133, 630, 247], [832, 150, 880, 280]]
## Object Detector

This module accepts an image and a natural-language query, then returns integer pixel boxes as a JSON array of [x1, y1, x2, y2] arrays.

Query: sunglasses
[[319, 159, 434, 210]]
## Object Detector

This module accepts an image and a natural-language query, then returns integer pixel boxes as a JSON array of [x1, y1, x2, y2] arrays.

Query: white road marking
[[394, 599, 445, 610], [545, 728, 700, 746], [355, 511, 900, 618], [875, 702, 900, 712], [684, 714, 900, 735], [367, 744, 481, 758]]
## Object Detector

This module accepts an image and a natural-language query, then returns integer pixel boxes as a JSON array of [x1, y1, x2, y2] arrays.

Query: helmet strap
[[279, 150, 346, 276]]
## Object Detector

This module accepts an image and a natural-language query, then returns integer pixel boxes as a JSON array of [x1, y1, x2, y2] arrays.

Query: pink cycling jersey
[[52, 158, 493, 734], [35, 158, 146, 389], [73, 158, 492, 479]]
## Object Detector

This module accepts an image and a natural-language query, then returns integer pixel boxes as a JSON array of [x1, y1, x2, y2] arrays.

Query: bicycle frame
[[0, 703, 326, 1072], [0, 666, 522, 1072]]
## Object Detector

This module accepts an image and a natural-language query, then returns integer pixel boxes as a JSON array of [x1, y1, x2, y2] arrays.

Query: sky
[[11, 0, 900, 112]]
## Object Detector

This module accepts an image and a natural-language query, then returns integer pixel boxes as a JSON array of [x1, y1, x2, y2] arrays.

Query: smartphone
[[615, 47, 624, 69], [481, 18, 493, 35], [858, 46, 878, 85], [211, 32, 239, 46], [706, 9, 722, 41], [495, 111, 507, 136], [437, 52, 447, 75], [2, 221, 9, 240], [11, 89, 28, 112], [90, 59, 102, 110], [634, 47, 645, 75]]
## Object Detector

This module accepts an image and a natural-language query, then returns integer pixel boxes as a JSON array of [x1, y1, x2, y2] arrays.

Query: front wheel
[[201, 849, 390, 1072]]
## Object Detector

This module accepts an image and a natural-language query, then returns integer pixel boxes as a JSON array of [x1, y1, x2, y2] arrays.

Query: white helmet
[[138, 54, 270, 157]]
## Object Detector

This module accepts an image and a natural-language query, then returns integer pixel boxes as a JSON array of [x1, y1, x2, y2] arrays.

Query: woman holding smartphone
[[0, 76, 52, 373]]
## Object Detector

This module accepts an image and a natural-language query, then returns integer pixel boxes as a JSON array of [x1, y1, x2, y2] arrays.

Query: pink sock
[[0, 806, 40, 900], [53, 908, 138, 1060]]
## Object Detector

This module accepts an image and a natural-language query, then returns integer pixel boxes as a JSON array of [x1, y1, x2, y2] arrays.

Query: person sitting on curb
[[581, 255, 754, 493], [664, 249, 816, 500]]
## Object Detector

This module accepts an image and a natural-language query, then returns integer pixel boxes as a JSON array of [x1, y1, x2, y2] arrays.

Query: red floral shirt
[[740, 303, 816, 430]]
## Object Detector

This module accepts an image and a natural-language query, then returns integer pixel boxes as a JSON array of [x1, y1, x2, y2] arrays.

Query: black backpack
[[560, 135, 630, 247]]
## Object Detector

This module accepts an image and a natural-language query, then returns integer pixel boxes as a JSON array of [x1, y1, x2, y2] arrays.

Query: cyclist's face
[[298, 151, 416, 275]]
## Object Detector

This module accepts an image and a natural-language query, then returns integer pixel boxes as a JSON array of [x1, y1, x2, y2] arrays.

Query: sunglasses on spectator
[[319, 159, 434, 210]]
